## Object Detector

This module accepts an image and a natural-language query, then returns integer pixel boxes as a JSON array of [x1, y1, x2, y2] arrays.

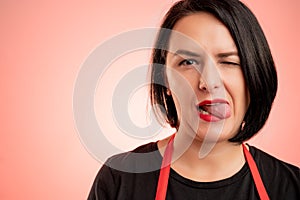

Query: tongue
[[202, 104, 231, 119]]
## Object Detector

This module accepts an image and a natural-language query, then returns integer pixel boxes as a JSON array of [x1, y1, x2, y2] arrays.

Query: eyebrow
[[217, 51, 239, 58], [173, 49, 202, 57], [171, 49, 239, 60]]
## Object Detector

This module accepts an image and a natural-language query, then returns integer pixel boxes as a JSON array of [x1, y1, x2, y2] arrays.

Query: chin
[[195, 125, 235, 143]]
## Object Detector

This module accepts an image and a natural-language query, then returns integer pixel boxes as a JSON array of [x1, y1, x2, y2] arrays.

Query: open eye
[[179, 59, 199, 67]]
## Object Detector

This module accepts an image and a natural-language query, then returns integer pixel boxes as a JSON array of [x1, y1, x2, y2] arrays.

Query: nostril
[[199, 81, 208, 91], [199, 77, 222, 92]]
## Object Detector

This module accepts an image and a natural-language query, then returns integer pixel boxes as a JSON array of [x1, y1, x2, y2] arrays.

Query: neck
[[159, 133, 246, 182]]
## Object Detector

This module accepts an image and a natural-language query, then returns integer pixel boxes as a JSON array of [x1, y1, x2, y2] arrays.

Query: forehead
[[168, 12, 237, 55]]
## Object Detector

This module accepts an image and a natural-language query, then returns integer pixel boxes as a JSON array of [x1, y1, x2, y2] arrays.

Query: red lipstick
[[197, 99, 231, 122]]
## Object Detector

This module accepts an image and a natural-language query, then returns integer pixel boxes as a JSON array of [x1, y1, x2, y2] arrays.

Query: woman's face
[[165, 12, 250, 142]]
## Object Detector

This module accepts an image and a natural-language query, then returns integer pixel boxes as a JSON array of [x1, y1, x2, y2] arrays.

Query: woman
[[88, 0, 300, 199]]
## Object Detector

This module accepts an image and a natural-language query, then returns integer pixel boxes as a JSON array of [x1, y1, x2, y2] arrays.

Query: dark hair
[[149, 0, 278, 142]]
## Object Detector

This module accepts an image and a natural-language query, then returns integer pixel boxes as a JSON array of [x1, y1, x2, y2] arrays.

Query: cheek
[[222, 69, 249, 117], [231, 80, 249, 118], [166, 70, 183, 117], [166, 71, 197, 108], [166, 68, 198, 119], [166, 68, 193, 98]]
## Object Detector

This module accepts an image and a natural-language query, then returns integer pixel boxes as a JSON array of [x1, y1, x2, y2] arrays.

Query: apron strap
[[155, 134, 175, 200], [243, 143, 270, 200], [155, 136, 270, 200]]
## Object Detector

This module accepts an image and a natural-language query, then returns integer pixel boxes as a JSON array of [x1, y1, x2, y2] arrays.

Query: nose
[[198, 60, 222, 92]]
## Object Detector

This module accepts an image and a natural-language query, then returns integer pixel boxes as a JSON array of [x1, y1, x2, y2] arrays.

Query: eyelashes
[[178, 58, 200, 67], [220, 61, 240, 66], [177, 59, 240, 68]]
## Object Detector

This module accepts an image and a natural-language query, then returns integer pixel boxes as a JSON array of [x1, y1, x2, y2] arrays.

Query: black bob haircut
[[149, 0, 278, 143]]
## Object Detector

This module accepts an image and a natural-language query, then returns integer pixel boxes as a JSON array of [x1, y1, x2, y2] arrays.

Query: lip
[[197, 99, 229, 107], [196, 99, 231, 122]]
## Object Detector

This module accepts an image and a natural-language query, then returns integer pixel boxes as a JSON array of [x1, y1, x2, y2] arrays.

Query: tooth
[[199, 109, 209, 114]]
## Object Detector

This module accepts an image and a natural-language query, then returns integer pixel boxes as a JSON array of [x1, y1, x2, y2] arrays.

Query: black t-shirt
[[88, 142, 300, 200]]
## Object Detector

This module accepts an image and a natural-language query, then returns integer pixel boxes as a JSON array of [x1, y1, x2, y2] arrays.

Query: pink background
[[1, 0, 299, 199]]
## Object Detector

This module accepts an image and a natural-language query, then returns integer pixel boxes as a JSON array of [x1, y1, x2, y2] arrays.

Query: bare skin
[[157, 12, 250, 182], [158, 136, 246, 182]]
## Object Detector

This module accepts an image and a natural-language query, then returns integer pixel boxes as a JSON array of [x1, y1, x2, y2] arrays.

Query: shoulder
[[249, 145, 299, 175], [88, 142, 162, 199], [249, 145, 300, 199], [105, 141, 162, 173]]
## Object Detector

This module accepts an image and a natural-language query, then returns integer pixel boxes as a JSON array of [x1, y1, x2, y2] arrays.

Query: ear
[[241, 121, 246, 131], [166, 88, 172, 96]]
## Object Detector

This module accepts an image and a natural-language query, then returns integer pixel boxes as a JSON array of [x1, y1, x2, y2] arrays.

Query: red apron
[[155, 134, 269, 200]]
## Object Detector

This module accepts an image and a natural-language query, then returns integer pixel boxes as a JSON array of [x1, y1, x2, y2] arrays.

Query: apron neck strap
[[243, 144, 269, 200], [155, 135, 269, 200], [155, 134, 175, 200]]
